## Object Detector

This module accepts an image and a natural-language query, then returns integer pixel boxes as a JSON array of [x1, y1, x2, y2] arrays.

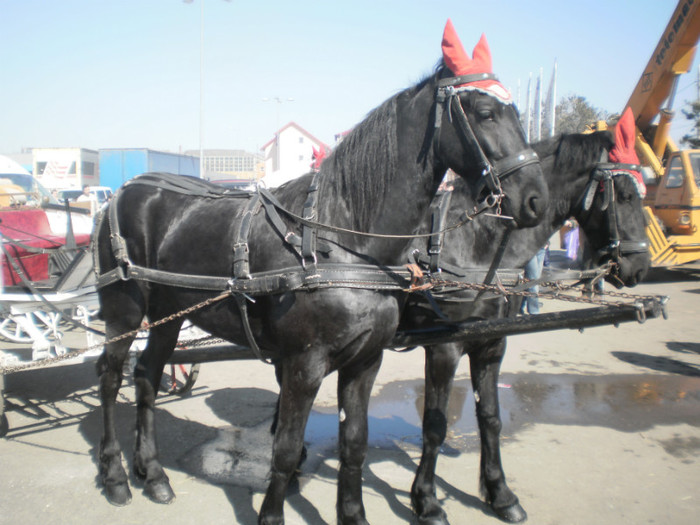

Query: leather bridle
[[578, 155, 649, 264], [432, 73, 541, 199]]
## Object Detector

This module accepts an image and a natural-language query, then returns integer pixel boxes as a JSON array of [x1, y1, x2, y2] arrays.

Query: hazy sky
[[1, 0, 697, 155]]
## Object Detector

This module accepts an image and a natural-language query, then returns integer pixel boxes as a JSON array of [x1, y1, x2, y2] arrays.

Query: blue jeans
[[521, 248, 545, 314]]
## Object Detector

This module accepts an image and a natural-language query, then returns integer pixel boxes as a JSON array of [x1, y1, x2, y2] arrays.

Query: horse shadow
[[644, 265, 700, 284], [612, 349, 700, 377], [76, 383, 489, 524]]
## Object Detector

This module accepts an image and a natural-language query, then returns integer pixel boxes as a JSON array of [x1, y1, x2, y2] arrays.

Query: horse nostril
[[527, 194, 542, 220]]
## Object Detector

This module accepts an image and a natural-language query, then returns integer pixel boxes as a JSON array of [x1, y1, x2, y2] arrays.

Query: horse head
[[432, 20, 548, 227], [574, 109, 650, 287]]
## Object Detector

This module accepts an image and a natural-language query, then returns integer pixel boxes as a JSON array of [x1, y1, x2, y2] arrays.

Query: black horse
[[405, 126, 650, 524], [93, 24, 549, 524]]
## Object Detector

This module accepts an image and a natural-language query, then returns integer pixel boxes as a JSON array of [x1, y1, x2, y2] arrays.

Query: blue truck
[[99, 148, 200, 191]]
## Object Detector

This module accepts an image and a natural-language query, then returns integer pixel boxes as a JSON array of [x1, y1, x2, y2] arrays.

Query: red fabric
[[441, 19, 512, 103], [311, 146, 327, 171], [609, 107, 646, 195], [442, 20, 491, 77], [0, 208, 90, 284]]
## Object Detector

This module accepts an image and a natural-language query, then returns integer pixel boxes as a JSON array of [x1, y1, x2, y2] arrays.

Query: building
[[185, 149, 264, 184], [32, 147, 100, 189], [261, 122, 328, 187], [99, 148, 199, 190]]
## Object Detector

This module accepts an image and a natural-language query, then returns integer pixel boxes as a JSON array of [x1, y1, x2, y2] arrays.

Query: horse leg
[[336, 353, 382, 525], [470, 339, 526, 523], [259, 352, 326, 525], [270, 363, 308, 469], [411, 343, 462, 525], [96, 289, 143, 506], [132, 319, 183, 504]]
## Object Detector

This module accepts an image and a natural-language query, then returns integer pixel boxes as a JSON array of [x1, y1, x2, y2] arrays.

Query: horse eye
[[478, 109, 495, 120], [618, 191, 633, 203]]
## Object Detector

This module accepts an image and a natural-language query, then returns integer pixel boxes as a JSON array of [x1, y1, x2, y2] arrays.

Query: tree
[[555, 94, 609, 134], [680, 100, 700, 148]]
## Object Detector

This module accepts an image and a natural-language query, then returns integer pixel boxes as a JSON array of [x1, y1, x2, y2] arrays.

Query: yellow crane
[[596, 0, 700, 266]]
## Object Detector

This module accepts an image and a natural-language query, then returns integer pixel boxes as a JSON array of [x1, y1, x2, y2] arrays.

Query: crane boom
[[626, 0, 700, 130]]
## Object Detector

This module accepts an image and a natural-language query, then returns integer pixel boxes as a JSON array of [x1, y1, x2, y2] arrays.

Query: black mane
[[322, 95, 399, 231], [318, 67, 447, 232], [534, 131, 614, 175]]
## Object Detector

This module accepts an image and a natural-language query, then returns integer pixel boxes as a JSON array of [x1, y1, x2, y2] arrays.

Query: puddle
[[181, 373, 700, 490], [308, 373, 700, 451]]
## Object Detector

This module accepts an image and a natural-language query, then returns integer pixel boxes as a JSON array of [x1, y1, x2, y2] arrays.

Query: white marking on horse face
[[474, 390, 480, 404], [339, 408, 346, 422]]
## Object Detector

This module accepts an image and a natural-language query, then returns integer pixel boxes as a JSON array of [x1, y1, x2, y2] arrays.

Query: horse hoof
[[494, 502, 527, 523], [416, 516, 449, 525], [415, 510, 449, 525], [104, 482, 132, 507], [144, 480, 175, 504]]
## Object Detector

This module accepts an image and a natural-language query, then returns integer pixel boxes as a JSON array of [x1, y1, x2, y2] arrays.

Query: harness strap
[[107, 187, 131, 269], [301, 170, 322, 265], [233, 293, 270, 363], [233, 192, 261, 279], [125, 172, 249, 199], [258, 187, 332, 261], [492, 149, 540, 181], [97, 261, 422, 295], [428, 190, 453, 272]]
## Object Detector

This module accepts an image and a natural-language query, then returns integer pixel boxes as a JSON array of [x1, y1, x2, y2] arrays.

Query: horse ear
[[442, 19, 470, 75], [442, 20, 494, 77], [471, 33, 493, 75], [610, 107, 638, 164], [615, 107, 636, 154]]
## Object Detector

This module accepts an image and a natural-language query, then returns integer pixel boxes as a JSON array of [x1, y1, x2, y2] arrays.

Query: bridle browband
[[432, 72, 541, 198], [579, 154, 649, 263]]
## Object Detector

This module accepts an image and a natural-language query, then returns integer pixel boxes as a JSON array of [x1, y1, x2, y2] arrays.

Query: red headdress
[[441, 19, 512, 104], [610, 107, 646, 197], [311, 145, 327, 171]]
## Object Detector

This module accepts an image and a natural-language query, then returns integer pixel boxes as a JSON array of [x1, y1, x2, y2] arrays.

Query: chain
[[429, 275, 665, 308]]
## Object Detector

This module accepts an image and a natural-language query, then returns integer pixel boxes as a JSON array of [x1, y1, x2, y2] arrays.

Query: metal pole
[[199, 0, 204, 179]]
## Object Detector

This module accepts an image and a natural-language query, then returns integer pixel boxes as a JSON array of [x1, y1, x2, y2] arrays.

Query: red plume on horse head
[[441, 19, 512, 104], [610, 107, 646, 197], [311, 145, 327, 171]]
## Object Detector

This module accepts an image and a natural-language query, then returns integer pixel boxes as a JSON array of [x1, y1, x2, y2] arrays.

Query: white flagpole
[[534, 68, 542, 140], [525, 73, 532, 142], [549, 60, 557, 137]]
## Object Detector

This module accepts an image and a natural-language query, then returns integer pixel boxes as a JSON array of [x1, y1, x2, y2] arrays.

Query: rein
[[256, 186, 500, 240]]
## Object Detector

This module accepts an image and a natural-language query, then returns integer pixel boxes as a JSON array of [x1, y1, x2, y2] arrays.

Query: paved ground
[[1, 261, 699, 525]]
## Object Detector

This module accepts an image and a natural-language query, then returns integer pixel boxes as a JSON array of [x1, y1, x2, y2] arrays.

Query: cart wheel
[[0, 316, 34, 343], [160, 363, 200, 396], [0, 312, 62, 344]]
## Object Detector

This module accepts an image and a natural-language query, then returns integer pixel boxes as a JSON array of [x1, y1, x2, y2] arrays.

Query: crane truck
[[607, 0, 700, 266]]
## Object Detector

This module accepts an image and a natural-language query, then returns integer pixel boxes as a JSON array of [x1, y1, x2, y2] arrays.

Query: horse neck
[[317, 82, 444, 262], [441, 145, 598, 270], [500, 148, 601, 267]]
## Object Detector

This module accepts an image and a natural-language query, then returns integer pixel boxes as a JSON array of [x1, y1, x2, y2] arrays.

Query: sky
[[1, 0, 699, 156]]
